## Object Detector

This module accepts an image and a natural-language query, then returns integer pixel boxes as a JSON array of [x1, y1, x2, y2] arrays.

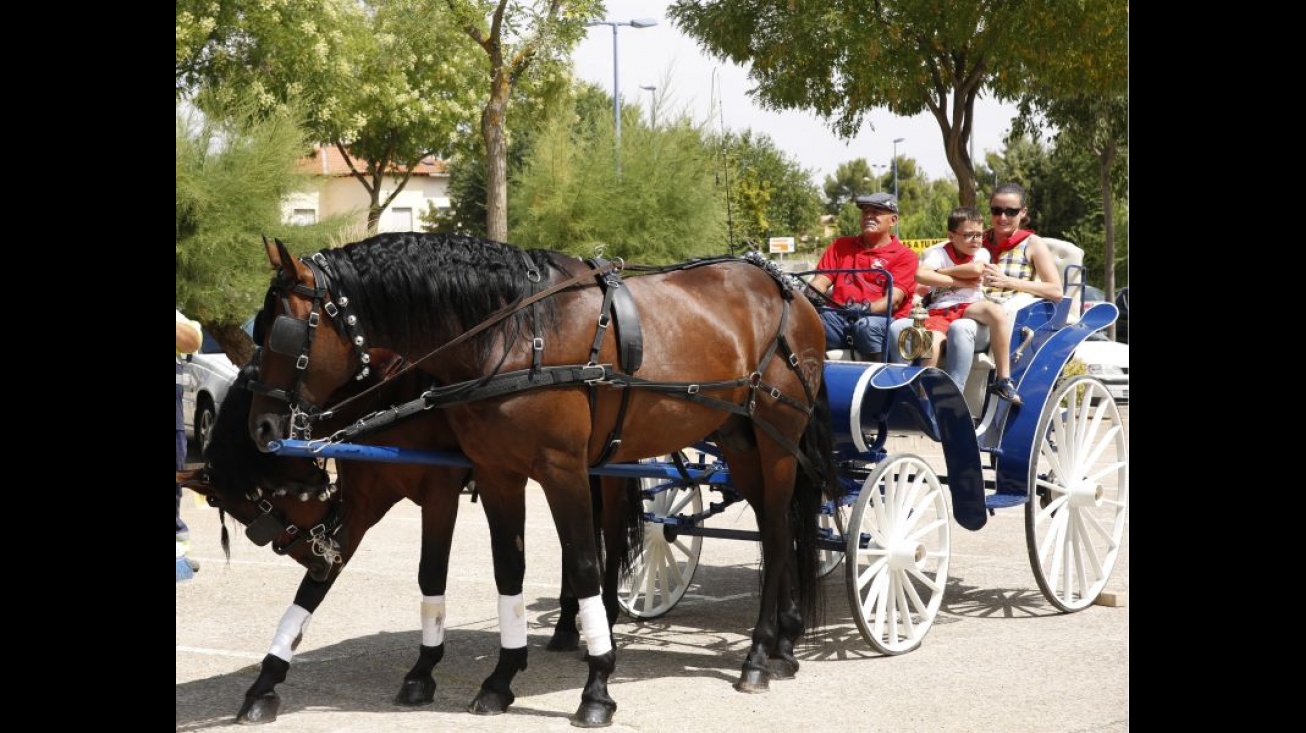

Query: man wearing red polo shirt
[[808, 193, 918, 361]]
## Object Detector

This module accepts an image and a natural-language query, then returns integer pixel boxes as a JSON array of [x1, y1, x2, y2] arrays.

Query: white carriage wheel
[[1025, 375, 1129, 613], [818, 493, 853, 577], [617, 473, 703, 619], [844, 454, 951, 655]]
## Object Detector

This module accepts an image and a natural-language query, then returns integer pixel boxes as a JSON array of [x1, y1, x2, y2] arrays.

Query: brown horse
[[180, 349, 640, 724], [246, 232, 840, 727]]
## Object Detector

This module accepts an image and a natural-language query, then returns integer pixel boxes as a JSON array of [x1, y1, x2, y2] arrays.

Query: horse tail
[[792, 379, 841, 630], [615, 477, 644, 580], [590, 476, 645, 586]]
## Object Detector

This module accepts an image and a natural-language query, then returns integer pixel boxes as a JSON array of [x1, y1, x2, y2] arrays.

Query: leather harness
[[254, 251, 821, 477]]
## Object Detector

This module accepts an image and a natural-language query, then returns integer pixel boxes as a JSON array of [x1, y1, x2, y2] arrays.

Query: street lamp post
[[870, 163, 887, 192], [639, 84, 657, 128], [892, 137, 905, 234], [586, 17, 658, 175]]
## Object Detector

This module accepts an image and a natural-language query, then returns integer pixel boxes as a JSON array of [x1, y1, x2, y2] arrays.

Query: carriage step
[[984, 493, 1027, 510]]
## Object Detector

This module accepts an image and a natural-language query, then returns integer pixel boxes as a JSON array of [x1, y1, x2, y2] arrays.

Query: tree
[[178, 1, 485, 234], [509, 81, 725, 262], [1009, 1, 1128, 325], [668, 0, 1127, 207], [442, 0, 602, 241], [721, 131, 824, 247], [176, 96, 351, 366]]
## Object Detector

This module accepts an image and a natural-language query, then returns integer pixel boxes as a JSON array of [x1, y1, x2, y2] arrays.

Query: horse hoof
[[467, 689, 515, 715], [394, 677, 435, 706], [570, 701, 615, 727], [768, 656, 799, 680], [236, 692, 280, 724], [733, 668, 770, 693], [547, 629, 580, 652]]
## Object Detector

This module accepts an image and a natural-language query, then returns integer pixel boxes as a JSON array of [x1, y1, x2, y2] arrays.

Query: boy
[[915, 207, 1020, 404]]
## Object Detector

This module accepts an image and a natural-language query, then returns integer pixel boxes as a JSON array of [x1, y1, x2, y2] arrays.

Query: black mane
[[317, 232, 571, 361]]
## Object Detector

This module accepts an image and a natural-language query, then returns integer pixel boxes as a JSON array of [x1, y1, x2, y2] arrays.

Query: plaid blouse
[[983, 238, 1034, 304]]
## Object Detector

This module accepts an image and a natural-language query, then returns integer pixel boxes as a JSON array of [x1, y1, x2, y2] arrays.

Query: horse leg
[[548, 476, 604, 652], [718, 446, 797, 694], [236, 574, 334, 723], [466, 471, 530, 715], [539, 470, 617, 727], [395, 480, 461, 706], [769, 552, 804, 681], [600, 476, 641, 636]]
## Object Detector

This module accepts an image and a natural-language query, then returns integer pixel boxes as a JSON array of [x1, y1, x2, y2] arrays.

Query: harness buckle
[[789, 353, 800, 368], [581, 364, 608, 385], [770, 387, 782, 399], [296, 354, 310, 370], [687, 384, 700, 395], [748, 371, 763, 387], [597, 313, 611, 329], [307, 311, 320, 328], [323, 301, 338, 318], [533, 337, 544, 352]]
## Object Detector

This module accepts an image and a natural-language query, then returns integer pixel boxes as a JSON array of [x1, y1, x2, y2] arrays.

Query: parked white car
[[1073, 286, 1128, 403], [180, 329, 240, 448]]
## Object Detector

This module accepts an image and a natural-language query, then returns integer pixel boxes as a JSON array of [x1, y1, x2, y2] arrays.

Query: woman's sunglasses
[[990, 206, 1022, 217]]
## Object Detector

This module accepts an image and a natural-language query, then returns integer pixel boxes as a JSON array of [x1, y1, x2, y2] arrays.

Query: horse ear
[[274, 238, 296, 276], [264, 236, 283, 270]]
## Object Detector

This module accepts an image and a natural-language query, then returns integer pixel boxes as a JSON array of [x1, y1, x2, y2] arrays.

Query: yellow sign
[[768, 237, 795, 254]]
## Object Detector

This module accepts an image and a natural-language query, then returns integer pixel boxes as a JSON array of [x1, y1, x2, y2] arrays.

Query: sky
[[571, 1, 1021, 187]]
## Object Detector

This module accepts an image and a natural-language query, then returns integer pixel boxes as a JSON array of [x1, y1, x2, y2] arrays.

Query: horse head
[[247, 237, 365, 450], [180, 361, 342, 581]]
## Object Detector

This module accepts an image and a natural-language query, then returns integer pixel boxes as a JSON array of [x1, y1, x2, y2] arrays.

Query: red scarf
[[984, 228, 1033, 258], [945, 243, 973, 264]]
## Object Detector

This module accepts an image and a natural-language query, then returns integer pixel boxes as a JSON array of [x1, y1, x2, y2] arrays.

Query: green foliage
[[668, 0, 1127, 206], [509, 82, 724, 262], [176, 96, 351, 337], [721, 131, 824, 246]]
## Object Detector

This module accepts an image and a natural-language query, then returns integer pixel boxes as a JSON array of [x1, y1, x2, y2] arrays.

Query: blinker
[[268, 315, 309, 357], [245, 510, 286, 546]]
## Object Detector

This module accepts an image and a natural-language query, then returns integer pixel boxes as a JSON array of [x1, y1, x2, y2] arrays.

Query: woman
[[981, 183, 1063, 314]]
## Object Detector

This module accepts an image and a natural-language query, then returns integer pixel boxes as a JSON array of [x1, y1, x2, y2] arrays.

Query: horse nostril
[[254, 419, 280, 453]]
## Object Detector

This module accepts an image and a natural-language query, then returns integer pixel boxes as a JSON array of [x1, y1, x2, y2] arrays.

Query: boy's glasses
[[951, 232, 984, 241], [990, 206, 1022, 217]]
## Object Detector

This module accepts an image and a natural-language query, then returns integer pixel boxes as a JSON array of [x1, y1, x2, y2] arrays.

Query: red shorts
[[924, 303, 973, 333]]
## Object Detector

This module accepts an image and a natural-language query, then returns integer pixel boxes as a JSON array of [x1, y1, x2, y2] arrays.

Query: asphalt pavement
[[176, 406, 1128, 732]]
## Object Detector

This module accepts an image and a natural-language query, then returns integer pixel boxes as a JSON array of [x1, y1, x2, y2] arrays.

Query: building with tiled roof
[[281, 144, 452, 232]]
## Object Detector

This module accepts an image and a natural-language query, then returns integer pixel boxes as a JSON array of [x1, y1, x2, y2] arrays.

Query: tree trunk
[[483, 70, 511, 243], [210, 322, 255, 370], [1099, 139, 1117, 341]]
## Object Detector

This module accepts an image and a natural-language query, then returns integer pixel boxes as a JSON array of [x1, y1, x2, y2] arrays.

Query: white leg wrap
[[577, 595, 612, 656], [498, 593, 527, 649], [421, 595, 446, 647], [268, 604, 312, 662]]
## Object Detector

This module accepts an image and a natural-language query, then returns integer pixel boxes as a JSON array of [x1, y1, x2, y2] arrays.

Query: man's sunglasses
[[990, 206, 1022, 217]]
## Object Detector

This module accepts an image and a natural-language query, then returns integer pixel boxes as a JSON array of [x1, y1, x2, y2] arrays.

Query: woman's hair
[[990, 183, 1030, 227], [991, 182, 1028, 207]]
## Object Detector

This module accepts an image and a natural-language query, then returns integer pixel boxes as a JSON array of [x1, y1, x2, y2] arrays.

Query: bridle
[[203, 476, 345, 567], [246, 252, 372, 439]]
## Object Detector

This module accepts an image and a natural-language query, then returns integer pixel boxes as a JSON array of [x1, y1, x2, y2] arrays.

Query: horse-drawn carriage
[[186, 232, 1127, 727]]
